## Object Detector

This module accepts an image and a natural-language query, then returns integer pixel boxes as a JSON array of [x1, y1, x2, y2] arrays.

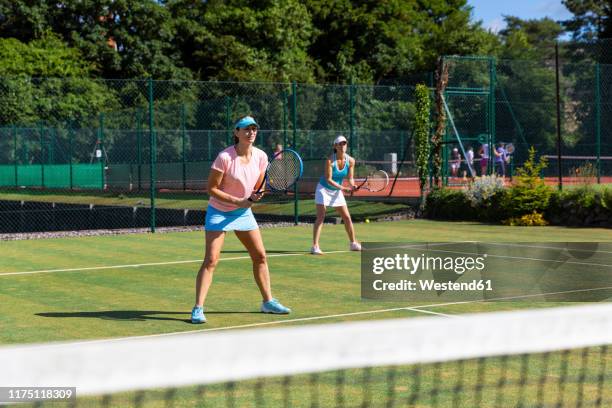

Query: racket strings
[[267, 153, 301, 190], [365, 170, 389, 192]]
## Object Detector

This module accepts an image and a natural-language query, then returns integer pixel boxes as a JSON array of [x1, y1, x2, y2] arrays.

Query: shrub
[[601, 187, 612, 210], [464, 175, 506, 207], [503, 211, 548, 226], [502, 147, 552, 218], [545, 185, 612, 226], [425, 188, 477, 220], [463, 175, 506, 221]]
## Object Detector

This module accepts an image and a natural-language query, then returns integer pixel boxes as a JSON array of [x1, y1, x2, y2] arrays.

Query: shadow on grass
[[37, 310, 260, 323], [221, 250, 311, 254]]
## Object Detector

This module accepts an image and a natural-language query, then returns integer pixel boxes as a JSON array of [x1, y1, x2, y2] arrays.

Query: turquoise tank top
[[319, 153, 350, 190]]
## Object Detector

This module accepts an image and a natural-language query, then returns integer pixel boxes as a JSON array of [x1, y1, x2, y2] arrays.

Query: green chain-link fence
[[443, 47, 612, 184], [2, 46, 611, 233], [0, 78, 418, 233]]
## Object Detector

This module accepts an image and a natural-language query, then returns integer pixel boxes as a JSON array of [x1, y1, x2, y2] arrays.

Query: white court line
[[411, 286, 612, 310], [0, 242, 456, 277], [31, 286, 612, 346], [0, 252, 324, 277], [75, 287, 609, 344], [3, 245, 610, 345], [40, 307, 457, 347]]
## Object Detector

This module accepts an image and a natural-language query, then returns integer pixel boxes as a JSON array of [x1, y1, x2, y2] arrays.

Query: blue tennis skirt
[[205, 205, 259, 232]]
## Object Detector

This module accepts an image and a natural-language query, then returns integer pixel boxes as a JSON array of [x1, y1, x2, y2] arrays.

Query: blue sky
[[468, 0, 573, 32]]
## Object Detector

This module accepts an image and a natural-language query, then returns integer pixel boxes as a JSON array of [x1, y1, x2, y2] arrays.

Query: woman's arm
[[249, 170, 266, 202], [207, 169, 251, 207], [347, 157, 356, 189]]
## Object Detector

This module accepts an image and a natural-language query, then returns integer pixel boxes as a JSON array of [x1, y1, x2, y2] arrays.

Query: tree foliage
[[562, 0, 612, 41], [414, 83, 431, 207]]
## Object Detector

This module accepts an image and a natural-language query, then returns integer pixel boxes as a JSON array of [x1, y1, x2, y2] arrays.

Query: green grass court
[[1, 219, 611, 345], [1, 219, 611, 407]]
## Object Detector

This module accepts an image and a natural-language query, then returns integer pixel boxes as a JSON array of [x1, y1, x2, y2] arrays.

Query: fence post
[[39, 122, 45, 188], [69, 122, 74, 190], [13, 125, 18, 187], [291, 81, 298, 225], [207, 130, 212, 161], [99, 113, 105, 190], [148, 78, 156, 233], [282, 90, 288, 149], [136, 108, 142, 191], [595, 63, 601, 184], [349, 81, 355, 155], [181, 104, 187, 190], [555, 42, 563, 191], [488, 57, 496, 175], [225, 96, 232, 146]]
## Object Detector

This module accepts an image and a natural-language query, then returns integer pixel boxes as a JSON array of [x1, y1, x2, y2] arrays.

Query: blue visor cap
[[235, 116, 259, 129]]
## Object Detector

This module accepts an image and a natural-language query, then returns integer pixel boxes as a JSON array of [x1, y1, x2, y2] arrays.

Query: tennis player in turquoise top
[[311, 135, 362, 255]]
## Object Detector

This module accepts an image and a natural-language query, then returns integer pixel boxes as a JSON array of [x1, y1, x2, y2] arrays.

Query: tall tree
[[0, 33, 118, 126], [303, 0, 495, 84], [0, 0, 191, 79], [167, 0, 315, 82], [499, 17, 565, 60], [562, 0, 612, 41]]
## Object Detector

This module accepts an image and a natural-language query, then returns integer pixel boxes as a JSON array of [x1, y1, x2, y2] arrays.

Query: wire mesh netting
[[1, 44, 611, 233], [0, 304, 610, 407]]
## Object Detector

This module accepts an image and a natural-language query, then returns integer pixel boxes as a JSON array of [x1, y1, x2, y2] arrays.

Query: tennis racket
[[505, 143, 515, 154], [354, 169, 389, 192], [249, 148, 303, 201]]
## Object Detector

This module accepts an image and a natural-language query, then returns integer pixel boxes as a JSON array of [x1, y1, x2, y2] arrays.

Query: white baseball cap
[[333, 135, 347, 144]]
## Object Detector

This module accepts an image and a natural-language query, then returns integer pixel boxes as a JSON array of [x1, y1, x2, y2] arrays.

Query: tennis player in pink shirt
[[191, 115, 291, 324]]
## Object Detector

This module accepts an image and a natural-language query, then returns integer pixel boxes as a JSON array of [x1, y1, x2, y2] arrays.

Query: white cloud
[[535, 1, 572, 19]]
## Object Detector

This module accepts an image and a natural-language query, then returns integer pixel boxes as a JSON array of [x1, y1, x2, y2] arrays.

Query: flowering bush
[[463, 175, 506, 208], [503, 211, 548, 226]]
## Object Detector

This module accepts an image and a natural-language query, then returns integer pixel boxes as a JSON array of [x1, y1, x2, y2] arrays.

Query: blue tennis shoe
[[191, 306, 206, 324], [261, 298, 291, 314]]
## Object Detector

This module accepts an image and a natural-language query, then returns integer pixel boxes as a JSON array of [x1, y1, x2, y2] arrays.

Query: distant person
[[311, 135, 361, 255], [494, 142, 506, 177], [464, 146, 474, 178], [479, 143, 489, 176], [450, 147, 461, 177], [273, 143, 283, 159]]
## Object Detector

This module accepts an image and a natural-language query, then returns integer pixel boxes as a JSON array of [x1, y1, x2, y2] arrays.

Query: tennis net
[[541, 155, 612, 183], [0, 303, 610, 407]]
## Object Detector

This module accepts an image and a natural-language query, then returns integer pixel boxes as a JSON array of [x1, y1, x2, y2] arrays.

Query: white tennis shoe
[[310, 245, 324, 255]]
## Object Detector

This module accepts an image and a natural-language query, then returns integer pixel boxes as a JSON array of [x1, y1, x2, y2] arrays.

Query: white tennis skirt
[[315, 183, 346, 207]]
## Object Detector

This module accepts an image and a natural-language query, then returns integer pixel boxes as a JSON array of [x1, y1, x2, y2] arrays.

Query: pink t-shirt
[[208, 146, 268, 212]]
